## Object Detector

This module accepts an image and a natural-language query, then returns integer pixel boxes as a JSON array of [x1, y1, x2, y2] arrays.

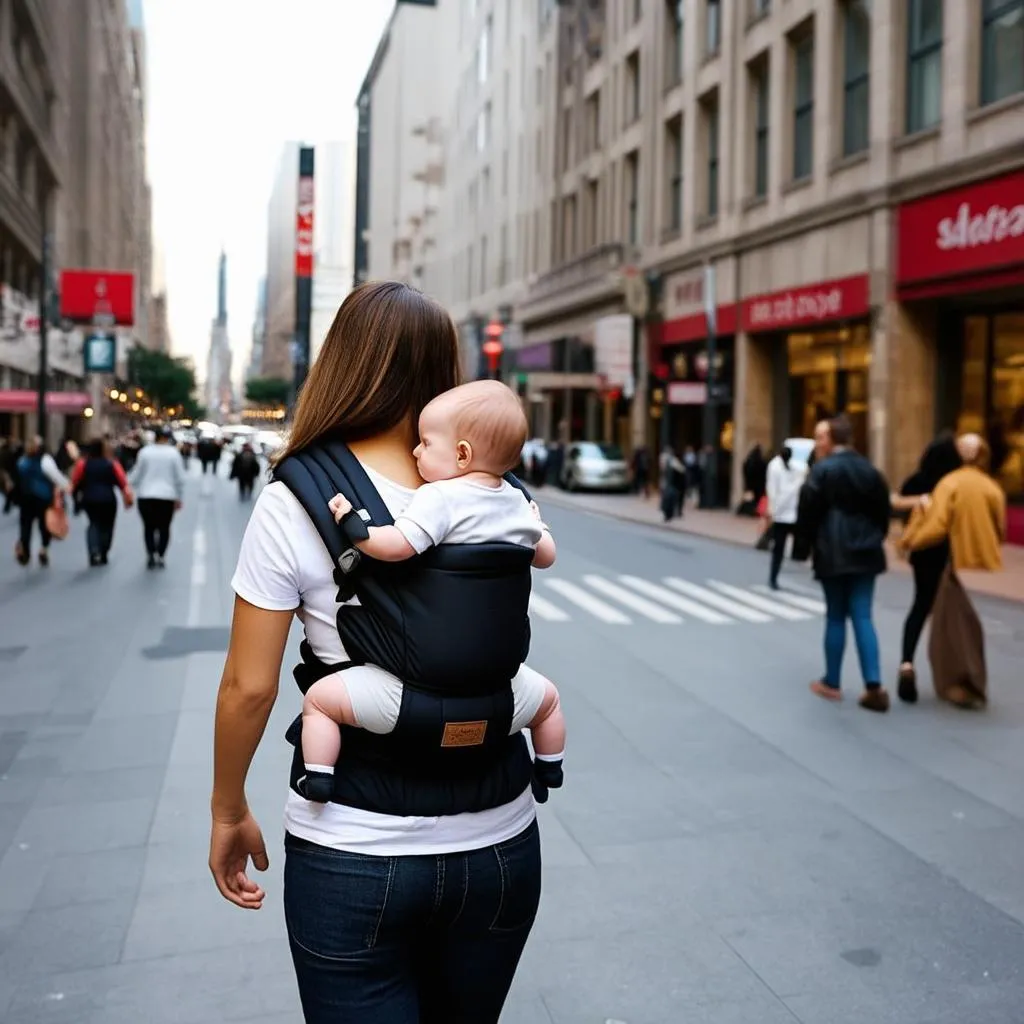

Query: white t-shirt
[[231, 466, 535, 856], [395, 477, 543, 554]]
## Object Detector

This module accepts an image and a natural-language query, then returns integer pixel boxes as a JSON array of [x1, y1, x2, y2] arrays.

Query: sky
[[144, 0, 394, 382]]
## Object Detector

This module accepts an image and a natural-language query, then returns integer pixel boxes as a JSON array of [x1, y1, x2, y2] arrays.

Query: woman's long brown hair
[[276, 282, 462, 461]]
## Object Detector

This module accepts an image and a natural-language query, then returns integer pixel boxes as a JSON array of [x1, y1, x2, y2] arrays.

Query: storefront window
[[991, 313, 1024, 499], [957, 317, 989, 434], [787, 325, 871, 450]]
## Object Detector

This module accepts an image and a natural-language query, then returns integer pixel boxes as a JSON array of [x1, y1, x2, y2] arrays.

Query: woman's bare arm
[[212, 596, 293, 822]]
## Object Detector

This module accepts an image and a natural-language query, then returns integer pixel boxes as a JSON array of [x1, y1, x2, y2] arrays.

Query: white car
[[562, 442, 630, 492]]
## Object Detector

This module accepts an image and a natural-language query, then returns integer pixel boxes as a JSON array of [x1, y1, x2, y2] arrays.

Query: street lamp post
[[36, 223, 51, 445]]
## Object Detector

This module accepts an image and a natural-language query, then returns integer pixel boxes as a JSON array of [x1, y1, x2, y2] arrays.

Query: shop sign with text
[[741, 275, 870, 332], [897, 168, 1024, 285]]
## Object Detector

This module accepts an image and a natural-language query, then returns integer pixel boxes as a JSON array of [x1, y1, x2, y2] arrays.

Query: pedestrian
[[797, 415, 892, 712], [70, 439, 135, 566], [530, 441, 548, 488], [765, 444, 808, 590], [210, 282, 542, 1022], [659, 444, 686, 521], [14, 436, 70, 567], [229, 442, 260, 500], [55, 437, 80, 475], [889, 434, 962, 703], [901, 433, 1006, 709], [631, 445, 650, 498], [129, 425, 185, 569], [115, 433, 140, 473], [742, 444, 768, 508]]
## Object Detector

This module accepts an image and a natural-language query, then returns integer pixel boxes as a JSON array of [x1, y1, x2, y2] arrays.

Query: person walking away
[[901, 433, 1005, 709], [889, 435, 962, 703], [230, 443, 260, 500], [765, 445, 808, 589], [631, 445, 650, 498], [71, 440, 134, 566], [14, 436, 70, 566], [659, 445, 686, 521], [797, 415, 892, 712], [130, 426, 185, 568]]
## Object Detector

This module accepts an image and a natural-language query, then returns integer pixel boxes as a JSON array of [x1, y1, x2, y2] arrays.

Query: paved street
[[2, 465, 1024, 1023]]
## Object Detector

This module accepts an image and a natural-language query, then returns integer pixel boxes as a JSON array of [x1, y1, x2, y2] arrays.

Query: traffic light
[[482, 320, 504, 378]]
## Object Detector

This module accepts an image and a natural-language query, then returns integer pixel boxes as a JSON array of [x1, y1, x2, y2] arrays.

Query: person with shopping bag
[[901, 433, 1005, 709], [14, 436, 70, 567]]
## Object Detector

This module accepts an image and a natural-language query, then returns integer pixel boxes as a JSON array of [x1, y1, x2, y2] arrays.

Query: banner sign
[[59, 270, 135, 326], [84, 332, 117, 373], [295, 150, 315, 279]]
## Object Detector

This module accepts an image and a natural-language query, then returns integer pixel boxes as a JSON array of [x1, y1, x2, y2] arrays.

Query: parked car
[[561, 442, 630, 492]]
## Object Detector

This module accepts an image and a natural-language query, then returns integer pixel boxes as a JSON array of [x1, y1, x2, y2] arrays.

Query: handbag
[[44, 492, 70, 541], [928, 566, 986, 709]]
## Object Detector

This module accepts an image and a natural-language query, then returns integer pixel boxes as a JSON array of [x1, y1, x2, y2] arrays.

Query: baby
[[299, 379, 566, 803]]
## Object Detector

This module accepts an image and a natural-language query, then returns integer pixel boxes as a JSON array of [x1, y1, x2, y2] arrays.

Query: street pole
[[701, 262, 718, 509], [37, 221, 50, 445]]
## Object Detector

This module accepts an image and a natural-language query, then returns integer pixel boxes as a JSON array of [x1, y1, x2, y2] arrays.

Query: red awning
[[0, 390, 92, 415]]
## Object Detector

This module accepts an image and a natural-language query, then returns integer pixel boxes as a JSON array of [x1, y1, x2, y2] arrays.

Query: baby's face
[[413, 403, 461, 483]]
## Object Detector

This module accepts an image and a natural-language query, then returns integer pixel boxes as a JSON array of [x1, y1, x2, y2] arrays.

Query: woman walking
[[71, 440, 135, 566], [765, 444, 807, 590], [130, 426, 185, 569], [14, 436, 69, 567], [210, 283, 542, 1023], [889, 435, 961, 703]]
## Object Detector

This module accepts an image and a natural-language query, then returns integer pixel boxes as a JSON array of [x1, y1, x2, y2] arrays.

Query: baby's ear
[[456, 439, 473, 469]]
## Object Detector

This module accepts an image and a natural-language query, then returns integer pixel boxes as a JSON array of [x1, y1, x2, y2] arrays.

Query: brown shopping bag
[[928, 566, 987, 709]]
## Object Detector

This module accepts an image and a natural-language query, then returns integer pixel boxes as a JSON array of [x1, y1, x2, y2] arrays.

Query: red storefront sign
[[59, 271, 135, 326], [295, 173, 315, 278], [896, 168, 1024, 298], [0, 390, 92, 414], [740, 275, 870, 333]]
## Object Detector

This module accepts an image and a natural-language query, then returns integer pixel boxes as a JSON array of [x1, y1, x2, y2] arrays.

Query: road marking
[[707, 580, 811, 620], [661, 578, 772, 623], [583, 575, 682, 623], [187, 525, 206, 627], [751, 585, 826, 614], [544, 579, 631, 624], [529, 592, 571, 622], [620, 576, 732, 624], [778, 577, 821, 597]]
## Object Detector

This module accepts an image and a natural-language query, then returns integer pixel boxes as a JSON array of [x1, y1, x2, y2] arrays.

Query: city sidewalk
[[536, 487, 1024, 605]]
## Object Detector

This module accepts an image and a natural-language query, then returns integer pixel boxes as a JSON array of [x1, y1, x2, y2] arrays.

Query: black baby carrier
[[274, 440, 537, 817]]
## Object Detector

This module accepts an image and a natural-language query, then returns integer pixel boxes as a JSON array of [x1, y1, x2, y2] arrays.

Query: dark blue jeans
[[84, 502, 117, 557], [821, 575, 881, 689], [283, 819, 541, 1023]]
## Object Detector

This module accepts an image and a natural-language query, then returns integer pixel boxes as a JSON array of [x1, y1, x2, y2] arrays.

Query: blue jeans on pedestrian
[[84, 502, 116, 558], [283, 818, 542, 1023], [821, 575, 881, 689]]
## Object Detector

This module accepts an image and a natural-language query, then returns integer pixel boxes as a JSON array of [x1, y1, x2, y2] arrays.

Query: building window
[[562, 109, 574, 171], [562, 193, 577, 259], [476, 103, 491, 152], [792, 32, 814, 180], [751, 60, 769, 197], [625, 151, 640, 244], [750, 0, 771, 21], [584, 178, 599, 248], [625, 51, 641, 124], [665, 116, 683, 231], [703, 92, 719, 216], [981, 0, 1024, 105], [634, 0, 643, 24], [706, 0, 721, 56], [906, 0, 942, 133], [585, 90, 601, 152], [478, 16, 492, 84], [666, 0, 684, 86], [842, 1, 871, 156]]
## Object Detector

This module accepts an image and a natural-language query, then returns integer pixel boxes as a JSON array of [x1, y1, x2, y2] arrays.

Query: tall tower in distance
[[205, 250, 234, 419]]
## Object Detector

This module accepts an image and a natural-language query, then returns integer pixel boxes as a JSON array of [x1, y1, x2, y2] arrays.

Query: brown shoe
[[859, 688, 890, 713], [810, 680, 843, 702]]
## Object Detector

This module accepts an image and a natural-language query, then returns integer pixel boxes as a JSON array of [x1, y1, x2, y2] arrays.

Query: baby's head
[[414, 380, 528, 482]]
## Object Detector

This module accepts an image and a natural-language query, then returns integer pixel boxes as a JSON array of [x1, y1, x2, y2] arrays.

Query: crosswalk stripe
[[544, 579, 631, 624], [582, 576, 683, 624], [620, 576, 733, 625], [751, 585, 826, 614], [661, 578, 772, 623], [529, 592, 571, 622], [707, 580, 811, 620]]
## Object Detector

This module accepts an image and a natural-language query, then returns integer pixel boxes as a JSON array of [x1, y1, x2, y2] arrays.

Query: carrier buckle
[[338, 548, 361, 574]]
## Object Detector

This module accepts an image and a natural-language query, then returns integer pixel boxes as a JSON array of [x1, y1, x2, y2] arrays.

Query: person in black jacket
[[797, 415, 891, 712]]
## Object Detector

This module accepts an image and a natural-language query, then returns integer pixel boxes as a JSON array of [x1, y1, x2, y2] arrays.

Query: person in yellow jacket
[[902, 434, 1006, 571]]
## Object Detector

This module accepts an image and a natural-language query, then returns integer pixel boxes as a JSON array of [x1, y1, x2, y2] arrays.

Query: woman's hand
[[329, 493, 354, 522], [209, 808, 269, 910]]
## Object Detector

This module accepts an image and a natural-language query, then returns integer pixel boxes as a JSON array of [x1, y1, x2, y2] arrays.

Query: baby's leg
[[511, 666, 566, 802], [298, 665, 404, 802]]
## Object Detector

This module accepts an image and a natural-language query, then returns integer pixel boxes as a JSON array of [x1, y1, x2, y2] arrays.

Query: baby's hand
[[329, 493, 353, 523]]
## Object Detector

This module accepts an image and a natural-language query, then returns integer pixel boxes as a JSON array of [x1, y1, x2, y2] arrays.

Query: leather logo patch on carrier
[[441, 720, 488, 748]]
